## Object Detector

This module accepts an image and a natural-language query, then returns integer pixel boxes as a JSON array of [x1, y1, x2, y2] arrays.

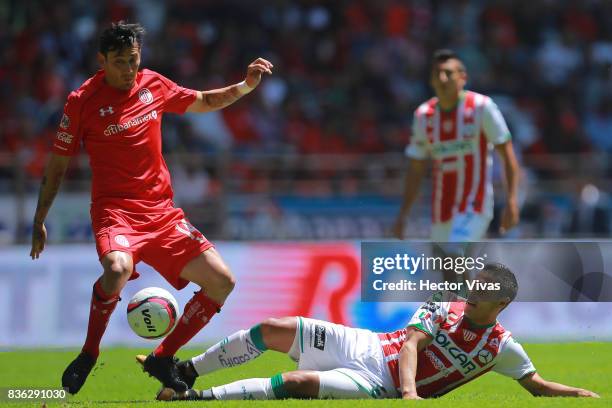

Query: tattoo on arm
[[203, 86, 242, 110], [34, 167, 66, 224]]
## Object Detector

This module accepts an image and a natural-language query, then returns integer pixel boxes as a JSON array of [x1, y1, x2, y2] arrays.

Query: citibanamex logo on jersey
[[104, 110, 158, 136], [138, 88, 154, 104]]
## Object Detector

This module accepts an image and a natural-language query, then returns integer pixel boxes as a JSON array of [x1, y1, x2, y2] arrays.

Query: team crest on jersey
[[462, 329, 477, 342], [60, 114, 70, 129], [138, 88, 154, 104], [114, 235, 130, 247], [477, 349, 493, 364], [442, 120, 453, 133], [463, 124, 477, 138]]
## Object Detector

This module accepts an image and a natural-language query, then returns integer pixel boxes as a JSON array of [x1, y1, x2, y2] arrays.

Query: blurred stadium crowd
[[1, 0, 611, 241]]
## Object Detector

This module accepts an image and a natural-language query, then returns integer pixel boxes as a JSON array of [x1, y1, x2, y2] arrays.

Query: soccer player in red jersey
[[393, 49, 521, 241], [150, 264, 599, 401], [29, 21, 273, 394]]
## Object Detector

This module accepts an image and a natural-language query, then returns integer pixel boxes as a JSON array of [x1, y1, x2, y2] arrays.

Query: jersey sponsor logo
[[56, 131, 73, 144], [60, 114, 70, 129], [424, 349, 448, 374], [99, 106, 114, 116], [463, 329, 477, 342], [434, 331, 477, 375], [477, 349, 493, 364], [489, 338, 500, 350], [138, 88, 154, 104], [114, 235, 130, 247], [104, 110, 158, 136], [431, 139, 474, 158], [314, 325, 326, 350]]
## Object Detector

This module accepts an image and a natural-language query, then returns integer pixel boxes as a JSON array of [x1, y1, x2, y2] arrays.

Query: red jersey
[[378, 296, 535, 398], [52, 69, 197, 210], [406, 91, 511, 223]]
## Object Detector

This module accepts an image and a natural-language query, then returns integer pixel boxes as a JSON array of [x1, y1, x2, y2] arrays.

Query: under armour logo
[[99, 106, 114, 116]]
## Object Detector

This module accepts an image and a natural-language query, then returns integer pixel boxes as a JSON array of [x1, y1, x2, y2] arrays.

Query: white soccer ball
[[127, 287, 179, 339]]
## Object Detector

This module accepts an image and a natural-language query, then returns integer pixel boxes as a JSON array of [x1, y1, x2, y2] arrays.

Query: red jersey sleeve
[[156, 73, 197, 114], [52, 92, 83, 156]]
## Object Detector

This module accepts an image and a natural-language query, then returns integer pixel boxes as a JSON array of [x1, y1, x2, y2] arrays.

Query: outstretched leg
[[188, 316, 297, 378], [159, 368, 381, 401], [158, 370, 319, 401]]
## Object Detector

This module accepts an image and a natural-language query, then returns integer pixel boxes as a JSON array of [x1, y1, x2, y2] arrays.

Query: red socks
[[154, 290, 221, 357], [82, 279, 120, 359]]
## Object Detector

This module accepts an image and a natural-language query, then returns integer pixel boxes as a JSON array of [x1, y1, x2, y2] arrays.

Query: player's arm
[[392, 158, 427, 239], [30, 153, 71, 259], [398, 327, 431, 400], [482, 96, 520, 235], [518, 372, 599, 398], [494, 140, 520, 234], [186, 58, 273, 113]]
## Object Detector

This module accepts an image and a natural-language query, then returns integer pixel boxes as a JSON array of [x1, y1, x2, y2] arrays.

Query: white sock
[[191, 325, 267, 375], [211, 378, 274, 400]]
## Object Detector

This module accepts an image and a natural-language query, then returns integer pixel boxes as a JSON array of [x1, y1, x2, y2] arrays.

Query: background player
[[147, 264, 599, 401], [29, 21, 273, 394], [393, 49, 520, 241]]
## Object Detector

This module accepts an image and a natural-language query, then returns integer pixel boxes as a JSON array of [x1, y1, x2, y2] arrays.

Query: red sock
[[154, 290, 221, 357], [82, 279, 120, 359]]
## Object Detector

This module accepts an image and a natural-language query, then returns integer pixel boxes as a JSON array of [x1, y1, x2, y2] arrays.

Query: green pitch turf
[[1, 343, 609, 407]]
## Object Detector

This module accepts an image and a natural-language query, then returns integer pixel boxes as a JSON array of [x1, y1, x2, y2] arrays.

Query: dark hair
[[480, 263, 518, 303], [431, 49, 465, 72], [99, 21, 145, 55]]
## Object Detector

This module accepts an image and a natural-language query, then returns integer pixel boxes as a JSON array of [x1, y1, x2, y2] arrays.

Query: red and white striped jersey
[[405, 91, 511, 223], [377, 297, 535, 398]]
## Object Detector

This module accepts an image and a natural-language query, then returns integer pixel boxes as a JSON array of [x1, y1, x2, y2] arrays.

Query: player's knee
[[259, 317, 297, 349], [195, 265, 235, 299], [211, 265, 235, 296], [103, 259, 132, 281], [281, 372, 318, 398], [260, 317, 293, 337]]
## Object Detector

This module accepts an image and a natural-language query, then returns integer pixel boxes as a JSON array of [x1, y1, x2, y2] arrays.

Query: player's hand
[[30, 221, 47, 259], [245, 58, 273, 89], [392, 216, 406, 240], [499, 199, 519, 235], [577, 389, 600, 398]]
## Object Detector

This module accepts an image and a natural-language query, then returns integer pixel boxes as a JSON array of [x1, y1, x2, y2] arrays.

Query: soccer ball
[[127, 287, 179, 339]]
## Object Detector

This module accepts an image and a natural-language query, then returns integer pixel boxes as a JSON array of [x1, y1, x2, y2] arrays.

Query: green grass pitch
[[1, 343, 610, 407]]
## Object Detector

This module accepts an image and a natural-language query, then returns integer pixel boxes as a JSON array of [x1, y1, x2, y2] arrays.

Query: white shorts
[[288, 317, 398, 399], [431, 212, 491, 241]]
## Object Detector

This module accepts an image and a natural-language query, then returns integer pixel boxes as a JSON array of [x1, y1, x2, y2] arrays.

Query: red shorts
[[91, 204, 213, 290]]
